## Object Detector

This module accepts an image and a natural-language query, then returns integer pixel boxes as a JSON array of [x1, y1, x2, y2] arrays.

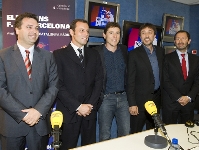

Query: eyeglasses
[[175, 37, 188, 41]]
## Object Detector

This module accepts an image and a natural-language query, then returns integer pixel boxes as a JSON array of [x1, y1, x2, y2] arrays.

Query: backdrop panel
[[2, 0, 75, 51]]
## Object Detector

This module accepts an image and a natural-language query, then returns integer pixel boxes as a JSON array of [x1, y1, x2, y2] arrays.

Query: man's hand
[[77, 104, 93, 117], [178, 96, 190, 106], [22, 108, 41, 126], [129, 106, 139, 115]]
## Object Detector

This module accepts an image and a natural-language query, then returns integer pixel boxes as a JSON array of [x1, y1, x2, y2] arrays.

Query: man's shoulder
[[35, 47, 53, 58], [129, 45, 143, 54], [164, 50, 177, 60], [85, 46, 100, 55], [188, 53, 199, 60], [92, 44, 104, 51], [118, 44, 127, 50], [53, 44, 72, 55], [154, 45, 164, 51], [0, 45, 15, 56]]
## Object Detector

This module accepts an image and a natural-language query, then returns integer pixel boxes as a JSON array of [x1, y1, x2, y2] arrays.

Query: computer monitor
[[162, 13, 184, 42], [122, 20, 163, 51], [84, 0, 120, 37]]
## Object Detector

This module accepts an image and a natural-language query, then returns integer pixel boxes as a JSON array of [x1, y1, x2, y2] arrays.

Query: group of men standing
[[0, 12, 198, 150]]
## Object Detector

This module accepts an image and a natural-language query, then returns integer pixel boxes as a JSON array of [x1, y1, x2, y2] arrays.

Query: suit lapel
[[156, 47, 162, 72], [187, 54, 194, 79], [67, 44, 83, 66], [12, 44, 32, 89], [83, 47, 89, 68], [31, 47, 42, 83], [172, 51, 184, 79], [138, 45, 153, 75]]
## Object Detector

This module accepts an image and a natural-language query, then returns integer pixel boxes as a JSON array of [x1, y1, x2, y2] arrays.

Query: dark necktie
[[181, 54, 187, 80], [25, 50, 32, 79], [77, 48, 84, 63]]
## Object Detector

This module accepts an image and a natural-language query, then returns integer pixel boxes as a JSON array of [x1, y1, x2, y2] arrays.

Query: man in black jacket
[[53, 19, 103, 150], [162, 30, 199, 124], [127, 23, 165, 133]]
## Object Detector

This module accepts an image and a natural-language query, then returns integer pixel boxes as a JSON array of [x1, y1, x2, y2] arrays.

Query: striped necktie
[[77, 48, 84, 63], [25, 50, 32, 79]]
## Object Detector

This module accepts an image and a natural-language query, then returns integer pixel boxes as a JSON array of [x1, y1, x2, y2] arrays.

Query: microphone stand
[[51, 125, 62, 150], [144, 124, 168, 149]]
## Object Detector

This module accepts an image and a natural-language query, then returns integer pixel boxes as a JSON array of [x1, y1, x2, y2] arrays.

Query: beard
[[175, 42, 189, 51]]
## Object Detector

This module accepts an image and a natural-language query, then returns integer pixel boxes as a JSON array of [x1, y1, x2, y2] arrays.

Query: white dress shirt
[[17, 42, 34, 64]]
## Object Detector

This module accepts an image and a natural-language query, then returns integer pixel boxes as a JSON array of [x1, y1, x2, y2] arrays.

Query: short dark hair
[[14, 12, 38, 29], [70, 19, 88, 31], [174, 30, 190, 40], [139, 23, 157, 35], [104, 22, 121, 34]]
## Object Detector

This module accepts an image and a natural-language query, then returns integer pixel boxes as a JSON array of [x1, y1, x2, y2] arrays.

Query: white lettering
[[7, 22, 13, 27], [38, 16, 49, 22], [7, 15, 18, 20], [38, 23, 70, 29], [47, 144, 52, 149]]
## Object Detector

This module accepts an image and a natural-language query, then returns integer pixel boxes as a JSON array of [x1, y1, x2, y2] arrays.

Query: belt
[[109, 91, 125, 94], [154, 87, 160, 94]]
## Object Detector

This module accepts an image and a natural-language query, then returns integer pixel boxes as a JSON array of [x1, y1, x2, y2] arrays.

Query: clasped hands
[[76, 104, 93, 117], [178, 96, 190, 106], [22, 108, 41, 126]]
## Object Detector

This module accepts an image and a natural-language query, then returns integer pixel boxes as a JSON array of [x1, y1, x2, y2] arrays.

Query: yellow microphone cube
[[144, 101, 157, 115], [50, 111, 63, 129]]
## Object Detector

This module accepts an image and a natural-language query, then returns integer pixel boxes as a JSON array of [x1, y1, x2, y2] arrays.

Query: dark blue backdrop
[[76, 0, 199, 54]]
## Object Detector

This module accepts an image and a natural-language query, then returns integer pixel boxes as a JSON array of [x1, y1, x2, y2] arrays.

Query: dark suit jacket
[[127, 45, 165, 111], [162, 51, 199, 109], [0, 44, 59, 137], [53, 44, 103, 124]]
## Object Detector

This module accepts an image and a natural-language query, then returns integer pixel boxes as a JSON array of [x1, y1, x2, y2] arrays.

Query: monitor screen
[[122, 20, 163, 51], [162, 13, 184, 42], [84, 0, 120, 37]]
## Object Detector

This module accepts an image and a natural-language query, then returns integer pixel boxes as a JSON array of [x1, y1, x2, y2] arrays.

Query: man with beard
[[162, 30, 199, 124], [127, 23, 164, 133]]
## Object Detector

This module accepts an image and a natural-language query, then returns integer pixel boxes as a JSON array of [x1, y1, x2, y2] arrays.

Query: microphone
[[145, 101, 172, 145], [144, 101, 168, 136], [50, 111, 63, 149]]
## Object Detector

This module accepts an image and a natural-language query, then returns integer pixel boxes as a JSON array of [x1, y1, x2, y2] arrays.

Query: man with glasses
[[162, 30, 199, 124]]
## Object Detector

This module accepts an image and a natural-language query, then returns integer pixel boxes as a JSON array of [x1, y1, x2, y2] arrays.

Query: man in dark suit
[[162, 30, 199, 124], [94, 22, 130, 141], [0, 12, 59, 150], [53, 19, 103, 150], [127, 23, 164, 133]]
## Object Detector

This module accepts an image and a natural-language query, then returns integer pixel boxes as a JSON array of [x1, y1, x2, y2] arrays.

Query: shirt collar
[[70, 42, 84, 51], [176, 49, 188, 57], [143, 44, 156, 55], [17, 42, 34, 54]]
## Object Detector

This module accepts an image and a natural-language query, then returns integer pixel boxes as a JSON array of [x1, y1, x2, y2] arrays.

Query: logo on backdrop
[[3, 0, 75, 51]]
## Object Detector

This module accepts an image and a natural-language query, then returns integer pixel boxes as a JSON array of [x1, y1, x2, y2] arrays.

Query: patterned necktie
[[181, 54, 187, 80], [77, 48, 84, 63], [25, 50, 32, 79]]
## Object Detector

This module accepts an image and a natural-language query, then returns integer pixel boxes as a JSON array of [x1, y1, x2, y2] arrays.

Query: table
[[70, 124, 199, 150]]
